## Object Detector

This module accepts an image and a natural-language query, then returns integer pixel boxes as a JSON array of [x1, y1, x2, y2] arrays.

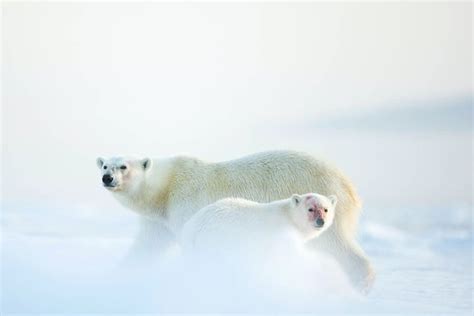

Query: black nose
[[316, 218, 325, 227], [102, 174, 113, 185]]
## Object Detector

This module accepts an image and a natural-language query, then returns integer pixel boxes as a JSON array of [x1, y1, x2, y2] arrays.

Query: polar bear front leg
[[306, 228, 375, 294], [122, 217, 177, 265]]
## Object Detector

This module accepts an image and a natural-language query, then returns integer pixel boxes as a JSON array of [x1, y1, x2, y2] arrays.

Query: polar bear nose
[[315, 218, 325, 227], [102, 174, 114, 185]]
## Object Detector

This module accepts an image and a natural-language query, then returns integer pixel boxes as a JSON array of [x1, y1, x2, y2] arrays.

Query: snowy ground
[[2, 122, 472, 314], [1, 201, 472, 314]]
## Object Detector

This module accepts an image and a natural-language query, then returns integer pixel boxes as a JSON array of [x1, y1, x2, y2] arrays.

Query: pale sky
[[2, 2, 472, 208]]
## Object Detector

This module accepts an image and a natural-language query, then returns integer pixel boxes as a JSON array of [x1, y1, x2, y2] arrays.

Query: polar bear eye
[[103, 166, 107, 170], [308, 208, 314, 212], [324, 209, 328, 213], [120, 165, 127, 170]]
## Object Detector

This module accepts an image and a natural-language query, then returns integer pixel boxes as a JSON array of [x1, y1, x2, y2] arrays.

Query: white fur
[[97, 150, 375, 292], [181, 193, 337, 253]]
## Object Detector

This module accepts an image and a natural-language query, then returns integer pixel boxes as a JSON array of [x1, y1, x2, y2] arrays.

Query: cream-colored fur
[[97, 150, 374, 292]]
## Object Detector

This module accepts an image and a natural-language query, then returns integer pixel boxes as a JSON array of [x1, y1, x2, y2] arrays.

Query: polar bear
[[182, 193, 337, 252], [96, 150, 375, 292]]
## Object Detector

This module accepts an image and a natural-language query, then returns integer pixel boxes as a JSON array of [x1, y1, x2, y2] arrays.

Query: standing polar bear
[[96, 151, 374, 291], [182, 193, 337, 252]]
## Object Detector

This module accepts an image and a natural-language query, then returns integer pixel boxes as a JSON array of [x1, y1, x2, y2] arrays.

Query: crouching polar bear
[[182, 193, 337, 253], [96, 150, 375, 292]]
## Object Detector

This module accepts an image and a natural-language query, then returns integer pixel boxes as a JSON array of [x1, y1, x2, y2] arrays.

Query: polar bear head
[[289, 193, 337, 237], [96, 157, 152, 193]]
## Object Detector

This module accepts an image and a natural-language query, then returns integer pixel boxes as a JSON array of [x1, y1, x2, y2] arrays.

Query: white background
[[3, 2, 472, 210]]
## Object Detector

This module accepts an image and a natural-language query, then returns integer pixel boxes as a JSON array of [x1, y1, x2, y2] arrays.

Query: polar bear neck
[[113, 156, 204, 220], [112, 158, 176, 219], [267, 198, 314, 240], [265, 198, 295, 224]]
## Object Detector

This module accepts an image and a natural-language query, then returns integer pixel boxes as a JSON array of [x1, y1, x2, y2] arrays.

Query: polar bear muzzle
[[315, 218, 325, 227], [102, 174, 114, 186]]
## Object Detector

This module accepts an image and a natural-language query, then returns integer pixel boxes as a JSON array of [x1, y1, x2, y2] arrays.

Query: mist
[[2, 2, 472, 314]]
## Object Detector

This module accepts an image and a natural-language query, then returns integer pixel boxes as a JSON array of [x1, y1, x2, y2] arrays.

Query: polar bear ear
[[96, 157, 105, 169], [291, 194, 302, 207], [328, 195, 338, 207], [141, 158, 152, 171]]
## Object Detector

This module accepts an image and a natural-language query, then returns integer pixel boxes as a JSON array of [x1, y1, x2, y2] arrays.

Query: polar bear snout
[[102, 174, 114, 186], [309, 208, 325, 227], [315, 218, 325, 227]]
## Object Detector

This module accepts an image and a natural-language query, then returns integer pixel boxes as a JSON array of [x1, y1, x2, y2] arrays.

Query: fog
[[3, 2, 472, 207], [2, 2, 472, 314]]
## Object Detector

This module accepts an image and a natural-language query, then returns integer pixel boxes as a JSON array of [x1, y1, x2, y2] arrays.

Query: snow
[[1, 202, 472, 314], [1, 104, 472, 314]]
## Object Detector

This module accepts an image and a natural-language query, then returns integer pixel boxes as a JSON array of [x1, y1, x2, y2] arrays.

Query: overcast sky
[[2, 2, 472, 208]]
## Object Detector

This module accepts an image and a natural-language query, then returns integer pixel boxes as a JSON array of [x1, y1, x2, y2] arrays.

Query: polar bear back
[[168, 151, 360, 236], [181, 197, 298, 253]]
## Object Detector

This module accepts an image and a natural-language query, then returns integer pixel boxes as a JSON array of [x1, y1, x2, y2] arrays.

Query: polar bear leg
[[306, 228, 375, 294], [122, 217, 177, 265]]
